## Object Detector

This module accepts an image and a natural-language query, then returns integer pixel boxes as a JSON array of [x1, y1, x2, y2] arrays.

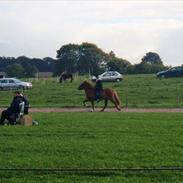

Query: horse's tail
[[114, 91, 121, 108]]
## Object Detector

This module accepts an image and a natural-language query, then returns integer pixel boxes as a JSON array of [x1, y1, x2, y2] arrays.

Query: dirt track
[[0, 108, 183, 113]]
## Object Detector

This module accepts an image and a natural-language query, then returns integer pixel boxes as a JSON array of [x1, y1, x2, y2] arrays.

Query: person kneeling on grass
[[0, 91, 29, 125]]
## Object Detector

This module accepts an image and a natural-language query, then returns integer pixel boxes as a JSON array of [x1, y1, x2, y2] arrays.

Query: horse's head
[[78, 80, 93, 90]]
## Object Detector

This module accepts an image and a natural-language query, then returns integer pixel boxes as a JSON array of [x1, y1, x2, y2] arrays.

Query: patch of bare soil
[[1, 108, 181, 113]]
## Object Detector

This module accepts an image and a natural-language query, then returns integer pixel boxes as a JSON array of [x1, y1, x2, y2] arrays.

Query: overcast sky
[[0, 1, 183, 66]]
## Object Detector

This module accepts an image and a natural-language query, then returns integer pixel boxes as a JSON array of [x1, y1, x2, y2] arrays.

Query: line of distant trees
[[0, 56, 56, 77], [0, 42, 169, 78]]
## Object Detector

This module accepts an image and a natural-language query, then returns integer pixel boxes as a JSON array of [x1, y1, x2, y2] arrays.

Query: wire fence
[[1, 167, 183, 173]]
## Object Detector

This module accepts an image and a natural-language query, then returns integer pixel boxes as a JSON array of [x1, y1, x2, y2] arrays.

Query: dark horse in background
[[59, 72, 73, 83], [78, 80, 121, 112]]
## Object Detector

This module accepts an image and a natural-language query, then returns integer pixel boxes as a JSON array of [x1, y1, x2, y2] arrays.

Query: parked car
[[91, 71, 123, 82], [0, 78, 32, 90], [156, 66, 183, 78]]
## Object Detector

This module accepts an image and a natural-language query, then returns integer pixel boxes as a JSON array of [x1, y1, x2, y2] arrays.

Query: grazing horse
[[78, 80, 121, 112], [59, 72, 73, 83]]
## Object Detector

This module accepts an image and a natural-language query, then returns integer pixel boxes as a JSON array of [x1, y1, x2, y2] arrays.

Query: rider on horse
[[94, 75, 103, 102]]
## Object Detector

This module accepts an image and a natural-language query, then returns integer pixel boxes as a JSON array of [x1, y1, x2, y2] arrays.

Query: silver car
[[91, 71, 123, 82], [0, 78, 32, 90]]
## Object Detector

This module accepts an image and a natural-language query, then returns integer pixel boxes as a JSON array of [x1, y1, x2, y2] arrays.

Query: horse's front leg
[[100, 99, 108, 112], [83, 100, 95, 112], [91, 100, 95, 112]]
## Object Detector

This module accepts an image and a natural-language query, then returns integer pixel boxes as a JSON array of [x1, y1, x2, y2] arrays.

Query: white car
[[91, 71, 123, 82], [0, 78, 32, 90]]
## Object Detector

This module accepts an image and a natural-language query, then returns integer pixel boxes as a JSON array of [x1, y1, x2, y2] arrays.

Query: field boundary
[[1, 108, 183, 113], [0, 167, 183, 173]]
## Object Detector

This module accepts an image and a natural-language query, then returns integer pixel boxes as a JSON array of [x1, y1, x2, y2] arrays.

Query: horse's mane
[[83, 80, 94, 89]]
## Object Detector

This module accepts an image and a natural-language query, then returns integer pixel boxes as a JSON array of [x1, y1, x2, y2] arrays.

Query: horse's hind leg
[[111, 100, 121, 111], [100, 99, 108, 112], [116, 105, 121, 111], [108, 97, 120, 111]]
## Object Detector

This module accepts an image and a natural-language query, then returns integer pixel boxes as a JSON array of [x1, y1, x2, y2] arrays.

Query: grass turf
[[0, 112, 183, 182], [0, 74, 183, 108]]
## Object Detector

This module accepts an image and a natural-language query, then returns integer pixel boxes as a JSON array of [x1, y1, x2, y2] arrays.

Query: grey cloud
[[0, 1, 183, 65]]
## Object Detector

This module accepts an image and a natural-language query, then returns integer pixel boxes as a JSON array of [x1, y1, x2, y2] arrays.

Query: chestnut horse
[[78, 81, 121, 112]]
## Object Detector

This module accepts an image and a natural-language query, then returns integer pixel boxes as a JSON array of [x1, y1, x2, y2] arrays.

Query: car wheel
[[0, 87, 3, 91], [116, 78, 121, 82], [161, 75, 165, 79]]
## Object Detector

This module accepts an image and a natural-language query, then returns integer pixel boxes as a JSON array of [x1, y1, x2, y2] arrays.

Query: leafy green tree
[[24, 63, 38, 77], [151, 63, 168, 73], [131, 52, 168, 74], [78, 43, 107, 75], [106, 51, 131, 74], [133, 62, 152, 74], [142, 52, 163, 65], [108, 50, 116, 58], [55, 44, 80, 75], [5, 64, 25, 78], [55, 42, 107, 75]]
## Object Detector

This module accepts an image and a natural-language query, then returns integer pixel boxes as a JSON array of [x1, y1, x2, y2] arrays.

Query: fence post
[[125, 76, 128, 108]]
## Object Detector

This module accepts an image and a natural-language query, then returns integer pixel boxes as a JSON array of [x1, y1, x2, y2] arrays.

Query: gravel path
[[0, 108, 183, 113]]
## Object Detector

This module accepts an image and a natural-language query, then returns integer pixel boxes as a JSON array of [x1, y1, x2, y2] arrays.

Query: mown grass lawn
[[0, 74, 183, 108], [0, 112, 183, 182]]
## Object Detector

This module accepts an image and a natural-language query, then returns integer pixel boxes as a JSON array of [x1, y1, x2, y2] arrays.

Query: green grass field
[[1, 112, 183, 182], [0, 74, 183, 108]]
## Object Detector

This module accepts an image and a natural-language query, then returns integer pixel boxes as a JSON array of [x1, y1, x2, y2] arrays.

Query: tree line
[[0, 42, 168, 77], [0, 56, 56, 77]]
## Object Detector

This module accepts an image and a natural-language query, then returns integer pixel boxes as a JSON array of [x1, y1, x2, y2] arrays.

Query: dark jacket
[[95, 79, 103, 91], [7, 96, 24, 114], [7, 95, 29, 115]]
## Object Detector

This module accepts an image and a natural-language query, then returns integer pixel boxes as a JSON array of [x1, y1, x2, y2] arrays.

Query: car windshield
[[13, 79, 22, 83], [103, 73, 111, 77], [111, 72, 118, 76]]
